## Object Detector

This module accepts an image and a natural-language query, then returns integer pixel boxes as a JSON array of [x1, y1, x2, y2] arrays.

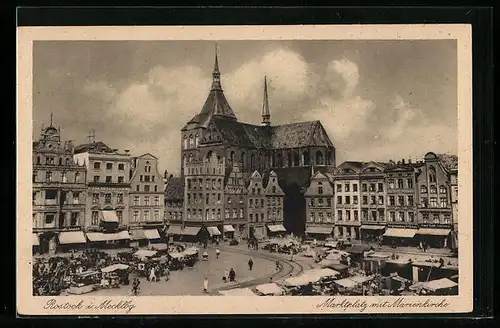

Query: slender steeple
[[211, 44, 222, 91], [261, 76, 271, 126]]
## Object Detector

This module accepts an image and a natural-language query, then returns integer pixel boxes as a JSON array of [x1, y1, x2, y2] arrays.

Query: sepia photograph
[[17, 24, 473, 315]]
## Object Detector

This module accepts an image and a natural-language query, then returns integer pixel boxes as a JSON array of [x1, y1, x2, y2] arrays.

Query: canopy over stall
[[254, 283, 284, 296], [101, 264, 129, 273], [223, 225, 235, 233], [206, 226, 221, 237], [150, 243, 168, 251], [416, 228, 451, 236], [267, 224, 286, 233], [219, 288, 258, 296], [166, 225, 183, 235], [169, 252, 185, 259], [333, 278, 359, 289], [422, 278, 458, 292], [383, 228, 418, 238], [305, 226, 333, 235], [134, 250, 157, 260], [86, 231, 131, 242], [58, 231, 87, 245]]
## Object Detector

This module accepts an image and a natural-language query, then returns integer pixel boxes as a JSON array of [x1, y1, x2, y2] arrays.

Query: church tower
[[261, 76, 271, 126]]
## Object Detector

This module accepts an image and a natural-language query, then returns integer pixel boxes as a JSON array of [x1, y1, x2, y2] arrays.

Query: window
[[75, 172, 80, 183], [337, 196, 342, 205], [91, 211, 99, 225], [217, 194, 221, 203], [116, 211, 123, 224], [144, 175, 151, 182], [118, 163, 124, 171], [398, 196, 405, 206], [408, 195, 414, 206], [257, 188, 261, 195], [36, 156, 41, 165], [93, 162, 100, 170], [187, 194, 191, 205], [430, 185, 437, 194], [136, 185, 140, 192], [429, 166, 437, 183], [326, 212, 332, 222], [378, 196, 384, 205], [362, 196, 368, 205], [377, 183, 384, 192], [250, 214, 254, 222], [353, 196, 358, 204], [353, 184, 358, 192], [272, 186, 277, 193], [421, 197, 428, 208], [407, 179, 413, 189], [345, 184, 350, 192], [444, 214, 451, 224], [398, 212, 404, 222], [346, 210, 351, 221], [440, 197, 448, 208], [370, 196, 376, 205], [46, 171, 53, 182], [362, 184, 368, 192], [389, 212, 395, 222], [369, 184, 376, 192], [251, 188, 255, 195], [61, 172, 67, 183], [318, 186, 323, 195], [106, 176, 112, 183], [144, 185, 150, 192], [378, 209, 385, 221], [92, 193, 99, 204], [154, 196, 160, 206], [336, 184, 342, 192], [70, 213, 78, 226], [309, 198, 315, 207], [422, 213, 429, 223], [318, 212, 324, 223], [144, 210, 150, 221], [389, 196, 395, 206], [354, 210, 359, 221], [308, 212, 314, 222], [318, 198, 324, 206], [408, 212, 415, 222], [362, 210, 368, 220], [397, 179, 404, 189], [239, 209, 243, 218], [433, 214, 440, 224], [430, 197, 438, 207], [327, 198, 332, 207], [261, 199, 264, 207], [93, 176, 100, 183], [337, 210, 343, 221], [104, 193, 111, 204], [439, 185, 447, 194], [118, 176, 124, 183], [345, 196, 350, 204], [388, 179, 395, 189], [32, 170, 37, 183], [144, 196, 150, 206], [249, 199, 254, 207], [371, 211, 377, 221], [106, 163, 112, 170], [132, 196, 139, 206], [154, 185, 158, 192], [420, 185, 428, 193]]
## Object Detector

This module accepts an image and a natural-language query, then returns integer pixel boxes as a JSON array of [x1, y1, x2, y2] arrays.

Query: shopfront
[[305, 226, 333, 240], [334, 225, 360, 240], [130, 228, 163, 248], [85, 230, 131, 248], [382, 227, 418, 247], [166, 225, 201, 242], [267, 224, 287, 238], [360, 225, 386, 242], [223, 225, 235, 240], [57, 230, 87, 252], [415, 226, 452, 249]]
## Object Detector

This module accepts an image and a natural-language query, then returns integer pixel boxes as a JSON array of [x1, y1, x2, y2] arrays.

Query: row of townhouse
[[304, 153, 458, 248], [32, 122, 165, 254]]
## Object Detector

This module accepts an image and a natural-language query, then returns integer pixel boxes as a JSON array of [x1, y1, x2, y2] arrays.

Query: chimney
[[408, 159, 412, 164], [402, 159, 405, 164]]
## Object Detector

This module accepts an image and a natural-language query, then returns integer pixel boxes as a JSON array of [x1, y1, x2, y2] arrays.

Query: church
[[176, 49, 337, 237]]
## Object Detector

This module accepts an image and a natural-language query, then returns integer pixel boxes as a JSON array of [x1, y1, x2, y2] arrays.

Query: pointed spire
[[261, 76, 271, 126], [311, 163, 315, 177], [211, 44, 222, 91], [49, 113, 53, 127]]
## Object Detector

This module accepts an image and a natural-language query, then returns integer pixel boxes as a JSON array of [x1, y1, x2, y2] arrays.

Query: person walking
[[149, 267, 156, 282], [229, 268, 236, 282], [216, 248, 220, 259], [248, 258, 254, 271], [275, 260, 280, 271], [223, 269, 229, 282], [164, 267, 170, 281], [203, 276, 209, 293]]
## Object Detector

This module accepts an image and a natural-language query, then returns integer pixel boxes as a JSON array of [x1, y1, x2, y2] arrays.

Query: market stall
[[67, 270, 101, 295], [253, 283, 284, 296], [218, 288, 258, 296]]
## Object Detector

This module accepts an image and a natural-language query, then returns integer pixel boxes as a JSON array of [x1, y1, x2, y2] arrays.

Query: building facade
[[304, 170, 335, 239], [164, 176, 184, 236], [383, 160, 420, 246], [73, 141, 131, 243], [223, 162, 247, 239], [359, 162, 389, 242], [333, 162, 363, 240], [415, 152, 453, 248], [128, 153, 165, 245], [33, 122, 87, 254], [179, 50, 336, 235], [264, 170, 286, 237], [247, 171, 267, 239], [449, 168, 458, 234]]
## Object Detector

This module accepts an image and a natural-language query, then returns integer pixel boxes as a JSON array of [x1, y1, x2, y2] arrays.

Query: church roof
[[165, 177, 184, 201], [211, 117, 270, 148], [74, 141, 115, 154], [270, 121, 326, 149]]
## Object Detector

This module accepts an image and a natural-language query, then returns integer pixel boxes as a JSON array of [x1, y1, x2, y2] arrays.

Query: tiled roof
[[74, 141, 115, 154], [165, 177, 184, 201], [270, 121, 320, 149], [211, 118, 270, 148]]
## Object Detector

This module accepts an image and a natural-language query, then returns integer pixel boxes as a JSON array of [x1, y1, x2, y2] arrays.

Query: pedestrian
[[216, 248, 220, 259], [229, 268, 236, 282], [275, 260, 280, 271], [290, 249, 294, 261], [248, 258, 254, 271], [224, 269, 229, 282], [203, 276, 209, 293], [164, 267, 170, 281], [149, 267, 156, 282]]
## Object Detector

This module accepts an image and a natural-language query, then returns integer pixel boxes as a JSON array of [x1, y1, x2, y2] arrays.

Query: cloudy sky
[[33, 40, 457, 175]]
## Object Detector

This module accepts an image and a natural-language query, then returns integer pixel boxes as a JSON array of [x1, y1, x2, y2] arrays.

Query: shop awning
[[150, 243, 168, 251], [144, 229, 161, 239], [86, 231, 131, 242], [134, 250, 157, 259], [219, 288, 258, 296], [360, 225, 386, 230], [333, 278, 359, 289], [349, 275, 375, 284], [101, 263, 129, 273], [101, 210, 119, 223], [267, 224, 286, 233], [254, 283, 283, 296], [423, 278, 458, 291], [166, 225, 183, 235], [223, 225, 235, 232], [58, 231, 86, 245], [181, 226, 201, 236], [305, 226, 333, 235], [416, 228, 451, 236], [206, 226, 221, 236], [383, 228, 417, 238], [32, 234, 39, 246]]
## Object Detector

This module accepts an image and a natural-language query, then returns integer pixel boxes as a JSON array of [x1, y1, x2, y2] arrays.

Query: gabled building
[[33, 119, 87, 254], [304, 168, 335, 240], [179, 50, 336, 235], [332, 161, 363, 240], [247, 170, 267, 239], [73, 141, 132, 246], [164, 176, 185, 240], [263, 170, 286, 237], [223, 162, 247, 239], [128, 153, 165, 246]]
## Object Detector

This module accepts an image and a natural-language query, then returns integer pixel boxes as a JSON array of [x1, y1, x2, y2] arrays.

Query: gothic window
[[420, 185, 428, 193], [293, 152, 300, 166], [287, 151, 292, 167], [189, 153, 193, 162], [36, 156, 41, 165], [189, 134, 194, 148], [58, 158, 63, 166], [250, 154, 256, 170], [439, 185, 447, 194], [207, 151, 213, 159], [316, 151, 324, 165], [183, 135, 188, 149], [303, 151, 310, 166], [195, 134, 199, 147], [230, 151, 235, 162], [429, 166, 437, 183], [276, 152, 283, 167], [65, 158, 70, 166], [430, 185, 437, 194], [240, 152, 246, 169]]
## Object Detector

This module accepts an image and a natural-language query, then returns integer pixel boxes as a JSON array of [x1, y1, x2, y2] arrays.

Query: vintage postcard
[[17, 24, 472, 315]]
